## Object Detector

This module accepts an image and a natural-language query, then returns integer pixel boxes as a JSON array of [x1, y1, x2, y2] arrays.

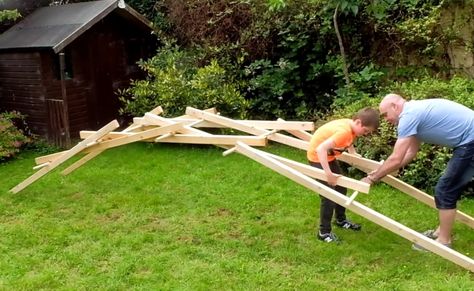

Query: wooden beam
[[338, 152, 386, 174], [36, 123, 184, 166], [345, 191, 359, 206], [61, 150, 104, 175], [174, 118, 314, 131], [233, 142, 474, 272], [134, 116, 314, 131], [155, 134, 267, 146], [80, 131, 134, 139], [122, 105, 163, 132], [185, 107, 309, 150], [10, 120, 120, 193], [338, 153, 474, 229], [143, 112, 230, 150], [234, 146, 370, 193], [277, 118, 313, 141]]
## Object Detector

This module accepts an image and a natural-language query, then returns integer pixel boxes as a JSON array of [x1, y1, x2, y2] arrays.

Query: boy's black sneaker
[[335, 219, 361, 231], [317, 231, 340, 243]]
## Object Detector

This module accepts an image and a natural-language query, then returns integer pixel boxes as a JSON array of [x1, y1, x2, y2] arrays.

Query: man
[[362, 93, 474, 250]]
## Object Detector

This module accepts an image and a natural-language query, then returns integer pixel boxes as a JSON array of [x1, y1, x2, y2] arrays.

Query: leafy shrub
[[0, 111, 31, 161], [119, 46, 248, 118]]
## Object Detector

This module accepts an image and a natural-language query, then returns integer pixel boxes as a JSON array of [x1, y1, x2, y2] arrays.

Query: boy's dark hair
[[352, 107, 380, 129]]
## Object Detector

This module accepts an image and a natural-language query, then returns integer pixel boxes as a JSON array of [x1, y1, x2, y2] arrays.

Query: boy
[[307, 107, 379, 243]]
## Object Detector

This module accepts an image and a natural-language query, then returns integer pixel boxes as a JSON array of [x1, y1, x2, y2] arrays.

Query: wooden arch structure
[[10, 106, 474, 272]]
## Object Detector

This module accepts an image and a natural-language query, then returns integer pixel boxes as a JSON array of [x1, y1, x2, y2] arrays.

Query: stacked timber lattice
[[10, 106, 474, 272]]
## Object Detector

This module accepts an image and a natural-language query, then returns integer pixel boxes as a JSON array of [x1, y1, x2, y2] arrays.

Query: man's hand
[[361, 176, 374, 185]]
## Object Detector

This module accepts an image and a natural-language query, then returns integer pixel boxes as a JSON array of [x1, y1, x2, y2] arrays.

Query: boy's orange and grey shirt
[[307, 119, 356, 163]]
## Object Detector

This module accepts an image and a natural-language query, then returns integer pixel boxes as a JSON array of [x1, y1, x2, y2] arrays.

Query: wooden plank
[[143, 113, 204, 135], [149, 105, 164, 115], [61, 150, 104, 175], [79, 123, 184, 152], [185, 107, 309, 150], [62, 123, 183, 175], [338, 153, 474, 229], [345, 191, 360, 206], [338, 152, 386, 174], [121, 106, 163, 133], [35, 123, 183, 165], [156, 134, 267, 146], [278, 118, 313, 141], [10, 120, 120, 193], [178, 118, 314, 131], [80, 131, 134, 139], [55, 123, 185, 175], [134, 116, 314, 131], [233, 142, 474, 272], [37, 123, 185, 165], [36, 113, 203, 165], [143, 113, 231, 150], [251, 148, 370, 193]]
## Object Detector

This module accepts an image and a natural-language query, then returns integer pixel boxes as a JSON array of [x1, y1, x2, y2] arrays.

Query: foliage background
[[1, 0, 474, 193], [118, 0, 474, 194]]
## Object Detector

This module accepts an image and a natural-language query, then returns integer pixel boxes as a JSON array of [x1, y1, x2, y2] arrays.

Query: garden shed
[[0, 0, 156, 146]]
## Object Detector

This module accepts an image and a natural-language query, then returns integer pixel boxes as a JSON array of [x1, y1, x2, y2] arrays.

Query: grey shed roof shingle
[[0, 0, 152, 53]]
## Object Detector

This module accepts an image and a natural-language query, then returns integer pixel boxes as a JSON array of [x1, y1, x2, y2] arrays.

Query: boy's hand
[[326, 173, 341, 187]]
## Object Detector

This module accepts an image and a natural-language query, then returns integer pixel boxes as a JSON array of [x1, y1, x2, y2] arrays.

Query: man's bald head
[[379, 93, 406, 125]]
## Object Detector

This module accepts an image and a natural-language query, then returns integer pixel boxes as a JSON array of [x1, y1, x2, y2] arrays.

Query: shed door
[[92, 32, 121, 127]]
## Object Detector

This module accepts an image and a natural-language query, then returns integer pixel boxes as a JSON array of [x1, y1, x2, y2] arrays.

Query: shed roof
[[0, 0, 153, 53]]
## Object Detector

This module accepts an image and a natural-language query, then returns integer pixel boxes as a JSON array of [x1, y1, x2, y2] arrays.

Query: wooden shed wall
[[0, 12, 156, 143], [40, 49, 92, 137], [0, 52, 47, 136]]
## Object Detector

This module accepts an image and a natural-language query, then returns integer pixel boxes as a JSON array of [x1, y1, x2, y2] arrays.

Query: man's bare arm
[[368, 136, 419, 182]]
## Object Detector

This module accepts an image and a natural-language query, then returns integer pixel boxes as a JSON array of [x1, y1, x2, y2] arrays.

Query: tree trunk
[[333, 5, 351, 86]]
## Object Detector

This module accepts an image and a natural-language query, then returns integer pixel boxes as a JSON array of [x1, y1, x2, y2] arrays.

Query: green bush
[[0, 111, 31, 161], [330, 76, 474, 195], [119, 46, 249, 118]]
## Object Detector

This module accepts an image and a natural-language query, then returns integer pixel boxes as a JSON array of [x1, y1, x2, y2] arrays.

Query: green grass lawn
[[0, 143, 473, 290]]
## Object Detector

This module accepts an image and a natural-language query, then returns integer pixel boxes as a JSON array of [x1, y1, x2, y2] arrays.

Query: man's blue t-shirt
[[398, 99, 474, 148]]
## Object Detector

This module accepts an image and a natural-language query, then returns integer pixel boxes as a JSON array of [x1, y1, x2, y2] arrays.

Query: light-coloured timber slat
[[345, 191, 359, 206], [235, 146, 370, 193], [61, 150, 104, 175], [338, 152, 395, 175], [122, 124, 143, 133], [11, 120, 120, 193], [122, 105, 163, 132], [339, 153, 474, 229], [63, 110, 208, 175], [155, 134, 267, 146], [80, 131, 134, 139], [134, 116, 314, 131], [185, 107, 309, 150], [233, 142, 474, 272], [35, 123, 185, 165], [149, 105, 164, 115], [278, 118, 314, 141], [143, 112, 231, 150], [143, 113, 204, 135]]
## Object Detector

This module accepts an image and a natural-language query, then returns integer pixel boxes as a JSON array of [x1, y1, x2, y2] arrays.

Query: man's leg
[[433, 141, 474, 245], [437, 209, 456, 244]]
